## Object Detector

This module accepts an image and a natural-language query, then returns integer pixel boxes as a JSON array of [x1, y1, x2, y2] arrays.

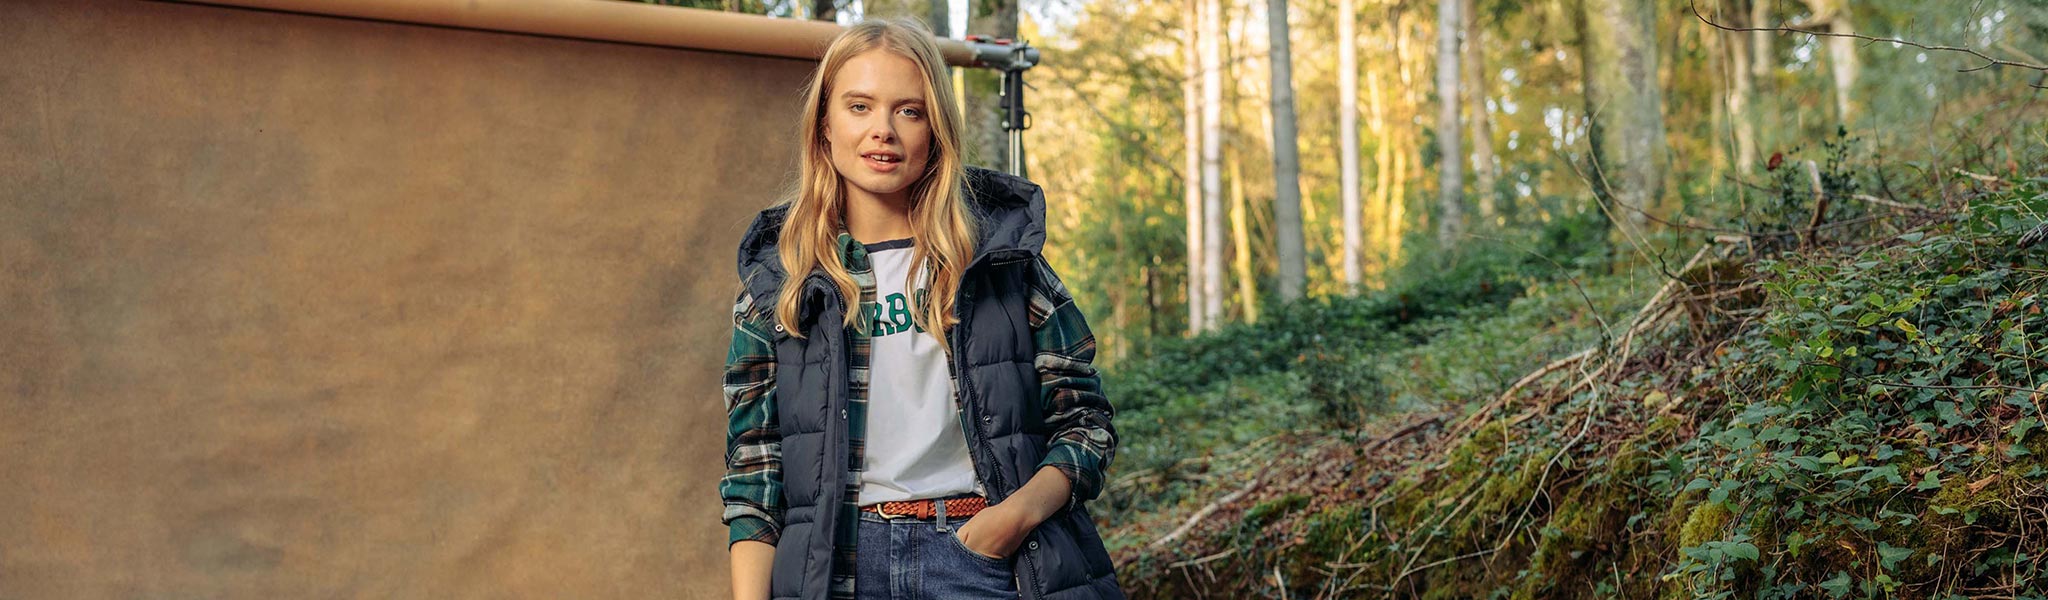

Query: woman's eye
[[900, 107, 923, 118], [849, 103, 868, 113]]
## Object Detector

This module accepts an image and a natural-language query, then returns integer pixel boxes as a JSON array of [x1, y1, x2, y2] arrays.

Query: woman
[[719, 18, 1125, 600]]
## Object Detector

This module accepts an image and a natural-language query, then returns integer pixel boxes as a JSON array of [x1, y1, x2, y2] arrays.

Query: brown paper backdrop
[[0, 0, 810, 597]]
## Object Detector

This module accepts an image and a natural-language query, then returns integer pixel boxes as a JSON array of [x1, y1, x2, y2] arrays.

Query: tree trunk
[[1230, 154, 1258, 323], [1828, 20, 1856, 123], [811, 0, 835, 20], [1434, 0, 1463, 247], [861, 0, 947, 36], [1748, 0, 1770, 83], [1461, 0, 1499, 223], [1199, 0, 1226, 328], [1723, 0, 1757, 174], [1183, 0, 1204, 334], [1574, 0, 1664, 242], [1339, 0, 1362, 288], [1367, 68, 1391, 282], [1802, 0, 1858, 123], [1387, 8, 1411, 269], [1267, 0, 1305, 302], [962, 0, 1015, 169]]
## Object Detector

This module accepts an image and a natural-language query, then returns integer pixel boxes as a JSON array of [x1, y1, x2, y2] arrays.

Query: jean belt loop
[[934, 498, 951, 533]]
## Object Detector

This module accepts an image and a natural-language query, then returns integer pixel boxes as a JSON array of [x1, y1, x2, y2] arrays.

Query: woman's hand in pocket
[[953, 501, 1032, 559], [954, 466, 1077, 559]]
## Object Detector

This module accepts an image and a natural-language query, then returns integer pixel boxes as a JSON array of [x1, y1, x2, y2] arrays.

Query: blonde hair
[[774, 18, 976, 345]]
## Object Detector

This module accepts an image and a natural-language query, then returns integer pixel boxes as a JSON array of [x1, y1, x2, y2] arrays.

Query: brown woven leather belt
[[859, 495, 989, 520]]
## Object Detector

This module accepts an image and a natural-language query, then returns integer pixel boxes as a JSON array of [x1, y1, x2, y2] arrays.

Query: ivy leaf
[[1878, 542, 1913, 571], [1856, 465, 1903, 486], [1819, 572, 1853, 598], [1708, 482, 1732, 506], [1916, 470, 1942, 491], [1725, 542, 1761, 562], [1895, 318, 1922, 341], [1936, 401, 1963, 427], [2013, 417, 2040, 443]]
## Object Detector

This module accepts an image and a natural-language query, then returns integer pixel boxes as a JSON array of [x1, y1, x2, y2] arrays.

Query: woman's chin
[[846, 177, 913, 201]]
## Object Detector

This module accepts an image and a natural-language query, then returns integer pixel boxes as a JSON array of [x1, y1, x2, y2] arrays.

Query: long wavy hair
[[774, 18, 975, 345]]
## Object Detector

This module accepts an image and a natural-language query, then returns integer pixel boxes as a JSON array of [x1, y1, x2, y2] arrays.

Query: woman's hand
[[952, 501, 1034, 559], [952, 466, 1075, 559]]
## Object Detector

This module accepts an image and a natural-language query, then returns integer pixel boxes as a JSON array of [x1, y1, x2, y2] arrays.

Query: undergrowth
[[1099, 141, 2048, 599]]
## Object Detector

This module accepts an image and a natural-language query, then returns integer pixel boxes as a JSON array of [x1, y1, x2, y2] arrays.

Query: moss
[[1467, 454, 1552, 529], [1243, 493, 1310, 529], [1301, 503, 1367, 559], [1444, 421, 1510, 474], [1514, 488, 1604, 600], [1678, 501, 1733, 549]]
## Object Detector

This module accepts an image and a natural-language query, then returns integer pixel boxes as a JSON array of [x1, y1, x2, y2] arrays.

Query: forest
[[671, 0, 2048, 596]]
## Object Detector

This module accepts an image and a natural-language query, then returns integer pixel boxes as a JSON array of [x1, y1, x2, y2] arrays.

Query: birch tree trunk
[[1200, 0, 1226, 327], [1574, 0, 1664, 242], [1461, 0, 1499, 222], [861, 0, 947, 36], [1230, 154, 1258, 323], [1339, 0, 1362, 288], [963, 0, 1016, 169], [1367, 68, 1390, 282], [1748, 0, 1771, 83], [1183, 0, 1204, 334], [1267, 0, 1305, 301], [1724, 0, 1757, 174], [1435, 0, 1464, 247], [1803, 0, 1858, 123]]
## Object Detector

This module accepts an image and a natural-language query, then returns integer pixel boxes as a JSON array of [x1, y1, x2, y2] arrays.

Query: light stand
[[966, 37, 1039, 178]]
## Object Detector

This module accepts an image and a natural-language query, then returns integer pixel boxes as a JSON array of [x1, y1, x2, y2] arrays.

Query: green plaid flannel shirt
[[719, 232, 1116, 598]]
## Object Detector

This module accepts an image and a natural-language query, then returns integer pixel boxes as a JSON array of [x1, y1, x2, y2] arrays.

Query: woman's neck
[[843, 188, 914, 244]]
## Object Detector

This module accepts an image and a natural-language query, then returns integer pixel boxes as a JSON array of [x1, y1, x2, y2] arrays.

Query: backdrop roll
[[0, 0, 807, 597]]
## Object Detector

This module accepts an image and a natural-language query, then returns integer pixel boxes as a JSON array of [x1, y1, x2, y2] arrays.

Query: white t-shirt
[[857, 238, 983, 504]]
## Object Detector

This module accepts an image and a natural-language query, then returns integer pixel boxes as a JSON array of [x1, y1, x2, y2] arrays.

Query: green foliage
[[1649, 175, 2048, 598], [1105, 147, 2048, 598], [1095, 215, 1615, 521]]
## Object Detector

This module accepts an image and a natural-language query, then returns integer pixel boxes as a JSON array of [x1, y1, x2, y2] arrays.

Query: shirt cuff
[[1037, 440, 1105, 511], [727, 515, 781, 549]]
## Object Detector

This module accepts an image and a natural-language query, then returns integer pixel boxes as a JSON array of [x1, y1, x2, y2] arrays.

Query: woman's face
[[823, 49, 933, 207]]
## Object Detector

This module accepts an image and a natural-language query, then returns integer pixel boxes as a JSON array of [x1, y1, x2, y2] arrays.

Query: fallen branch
[[1148, 474, 1263, 550], [1363, 415, 1446, 454], [1954, 168, 2009, 185], [1167, 548, 1237, 570], [1446, 348, 1593, 442], [1604, 245, 1716, 380], [1803, 160, 1831, 250], [1849, 193, 1934, 213]]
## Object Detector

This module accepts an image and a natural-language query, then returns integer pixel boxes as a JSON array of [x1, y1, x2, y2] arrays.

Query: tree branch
[[1687, 1, 2048, 89]]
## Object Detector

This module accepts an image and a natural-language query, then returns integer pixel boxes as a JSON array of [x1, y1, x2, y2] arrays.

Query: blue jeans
[[855, 499, 1020, 600]]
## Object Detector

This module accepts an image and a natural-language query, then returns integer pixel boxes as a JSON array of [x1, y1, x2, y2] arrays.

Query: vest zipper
[[952, 251, 1048, 600]]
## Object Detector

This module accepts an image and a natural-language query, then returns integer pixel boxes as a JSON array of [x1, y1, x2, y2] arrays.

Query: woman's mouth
[[861, 151, 902, 173]]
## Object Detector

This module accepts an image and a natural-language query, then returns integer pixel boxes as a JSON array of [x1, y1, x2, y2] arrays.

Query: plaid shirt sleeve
[[1026, 255, 1118, 512], [720, 288, 784, 549]]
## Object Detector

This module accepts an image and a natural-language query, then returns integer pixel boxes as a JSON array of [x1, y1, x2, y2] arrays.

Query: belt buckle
[[873, 503, 898, 520]]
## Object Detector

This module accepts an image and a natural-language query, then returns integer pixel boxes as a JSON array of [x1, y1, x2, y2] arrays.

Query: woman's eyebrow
[[838, 90, 924, 105]]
